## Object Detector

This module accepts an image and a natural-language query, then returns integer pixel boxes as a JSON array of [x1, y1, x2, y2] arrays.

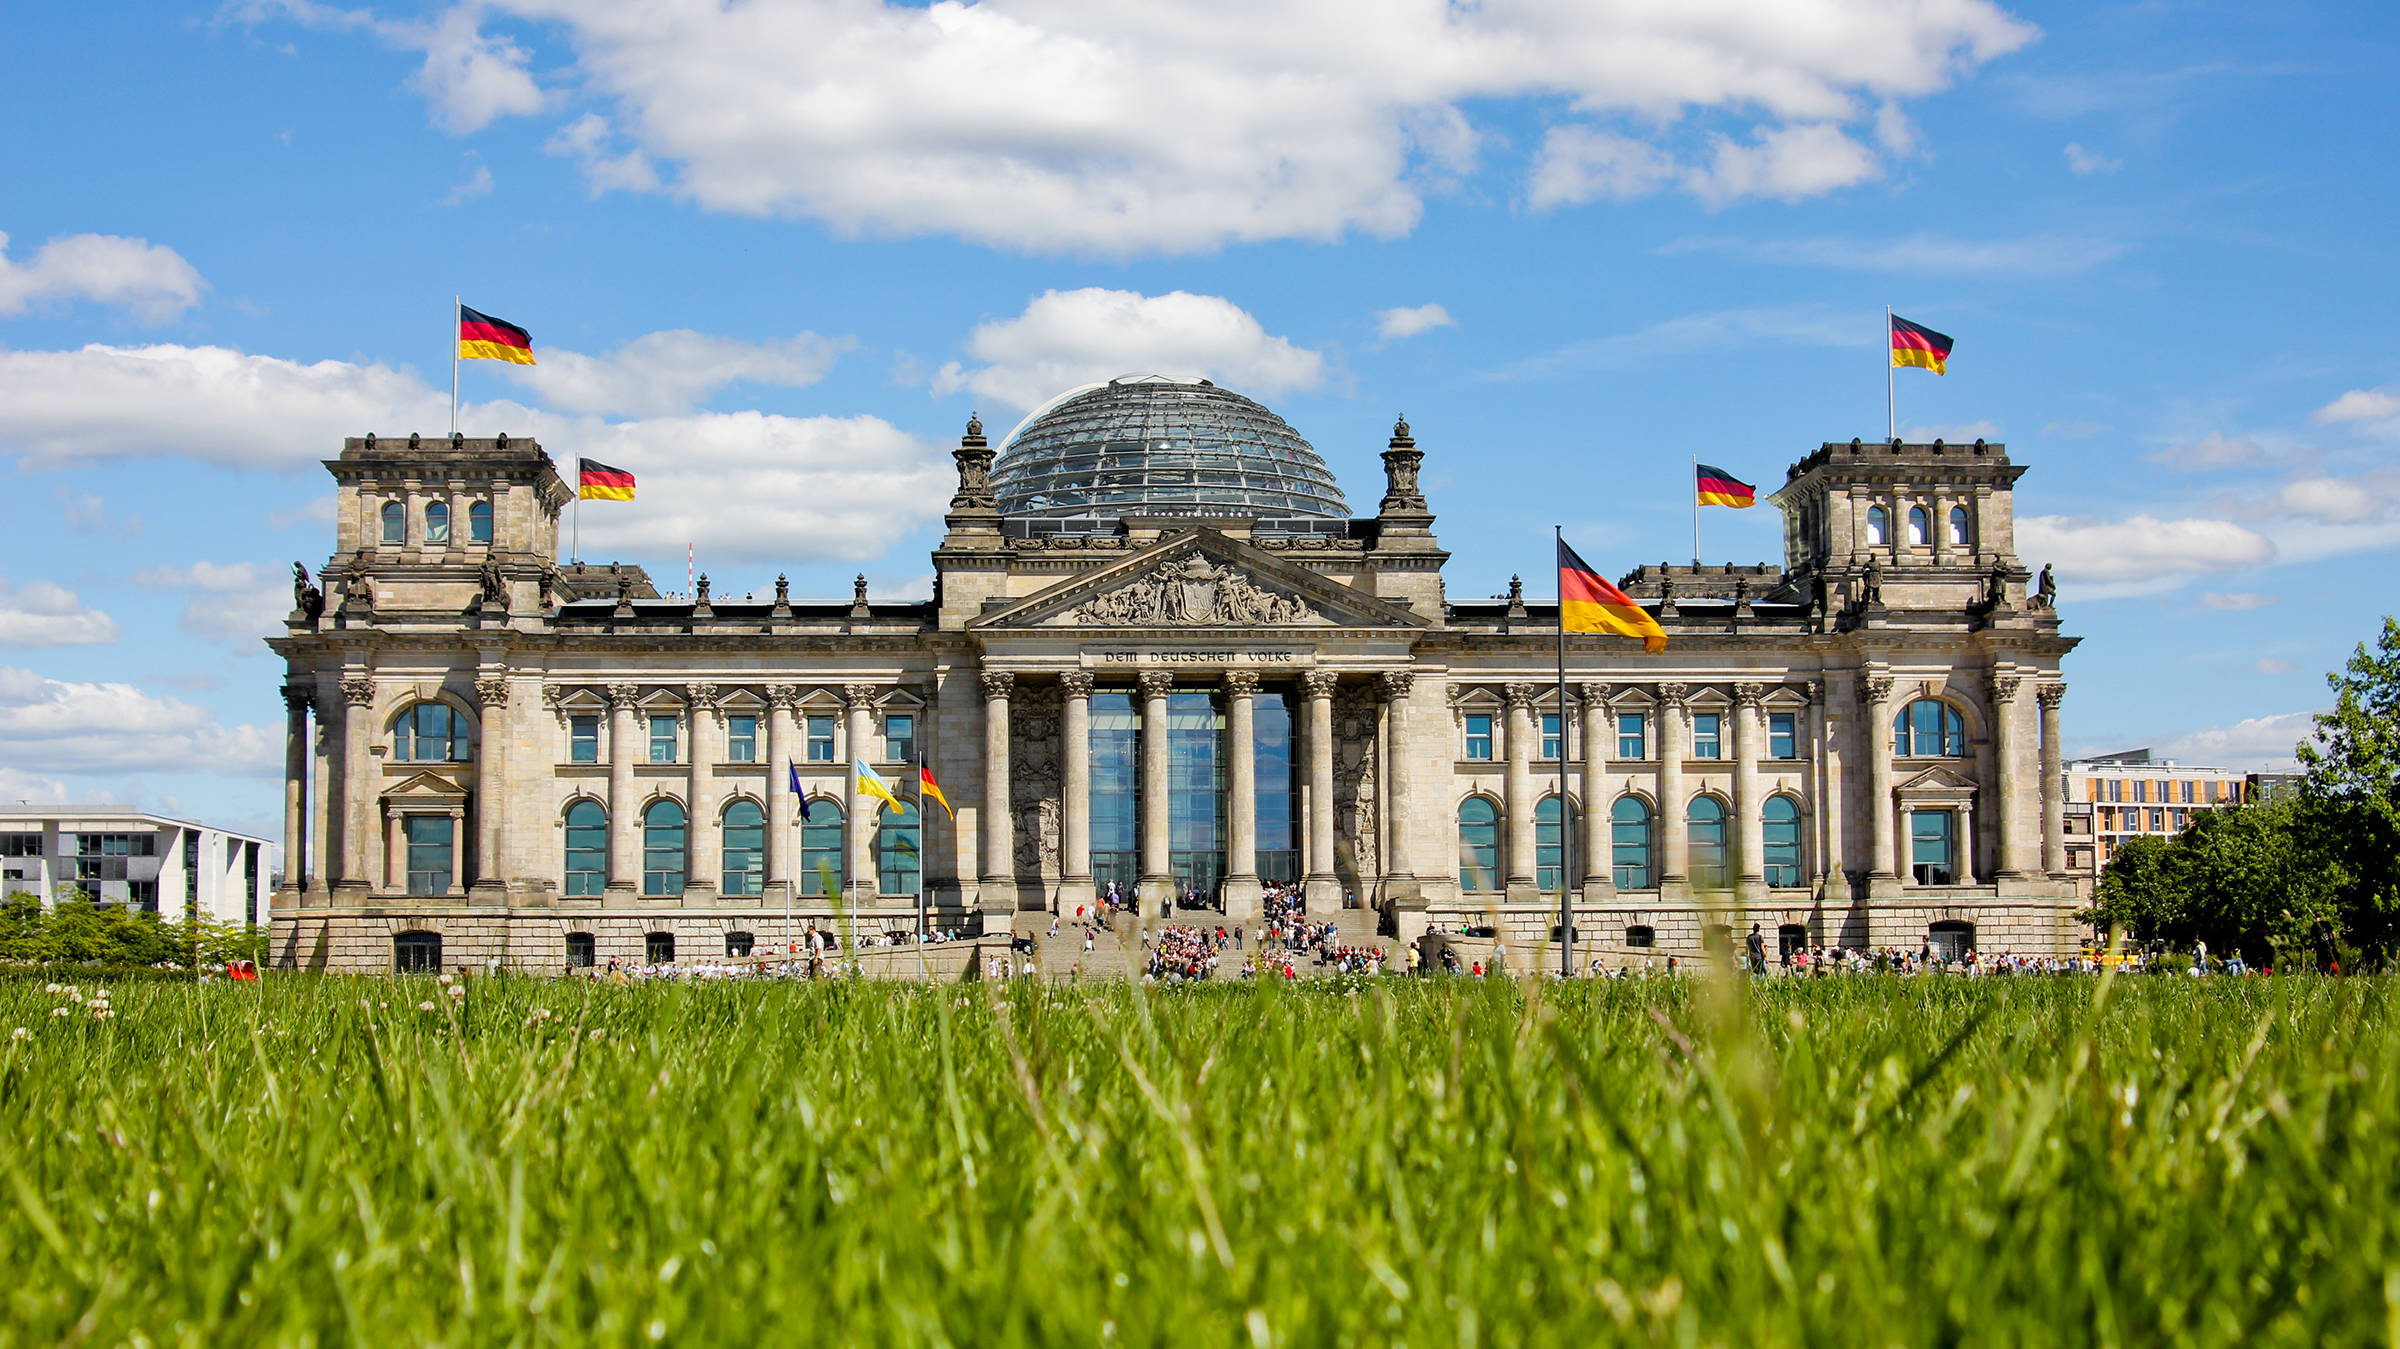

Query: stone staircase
[[1006, 899, 1402, 981]]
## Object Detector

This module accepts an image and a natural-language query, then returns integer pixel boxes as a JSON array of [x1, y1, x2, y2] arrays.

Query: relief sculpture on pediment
[[1074, 554, 1317, 626]]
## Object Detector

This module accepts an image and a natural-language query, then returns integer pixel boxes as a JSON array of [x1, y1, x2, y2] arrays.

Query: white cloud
[[0, 231, 207, 323], [1489, 305, 1862, 381], [0, 766, 70, 805], [2251, 657, 2300, 676], [0, 667, 277, 778], [54, 485, 140, 538], [1527, 127, 1681, 207], [0, 575, 120, 648], [543, 114, 660, 194], [1659, 231, 2127, 277], [1530, 122, 1884, 210], [439, 162, 494, 205], [256, 0, 2034, 253], [2154, 711, 2316, 772], [933, 289, 1325, 412], [1374, 304, 1454, 343], [507, 329, 847, 418], [2314, 388, 2400, 424], [2150, 432, 2263, 470], [2272, 476, 2390, 526], [2016, 512, 2275, 599], [2200, 591, 2276, 611], [2062, 142, 2119, 175], [134, 562, 293, 645]]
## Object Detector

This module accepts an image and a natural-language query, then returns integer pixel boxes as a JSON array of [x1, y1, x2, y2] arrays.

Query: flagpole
[[1555, 526, 1574, 978], [1885, 305, 1896, 442], [783, 768, 793, 956], [915, 742, 927, 942], [451, 296, 460, 437], [1691, 454, 1701, 567]]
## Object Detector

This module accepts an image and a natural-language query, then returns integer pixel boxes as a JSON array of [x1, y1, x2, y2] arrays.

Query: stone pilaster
[[2039, 683, 2068, 880], [337, 676, 375, 895], [1138, 670, 1175, 911], [1861, 670, 1899, 897], [1059, 671, 1094, 908], [1578, 682, 1613, 902], [473, 674, 509, 901], [1989, 670, 2031, 882], [1300, 669, 1340, 907], [1656, 682, 1688, 897], [605, 683, 639, 899], [978, 671, 1014, 906], [1378, 671, 1417, 892], [1222, 670, 1262, 927], [685, 683, 720, 900], [764, 685, 798, 896], [1733, 681, 1766, 905], [846, 683, 879, 904], [1502, 682, 1538, 900]]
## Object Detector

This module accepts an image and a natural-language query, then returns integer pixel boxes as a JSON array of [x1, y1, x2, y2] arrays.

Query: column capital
[[1058, 669, 1096, 698], [1577, 680, 1611, 711], [1859, 675, 1894, 707], [475, 675, 509, 708], [1502, 681, 1538, 709], [2036, 681, 2067, 710], [1734, 681, 1765, 708], [978, 670, 1015, 701], [1300, 668, 1338, 699], [1987, 672, 2023, 704], [605, 682, 641, 711], [1221, 669, 1261, 698], [1378, 670, 1414, 701], [1655, 681, 1688, 709], [1136, 669, 1175, 699], [765, 683, 801, 709], [280, 684, 315, 713], [340, 677, 376, 707], [843, 681, 879, 711], [688, 682, 721, 714]]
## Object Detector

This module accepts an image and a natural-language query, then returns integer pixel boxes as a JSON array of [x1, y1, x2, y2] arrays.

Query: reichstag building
[[268, 375, 2080, 972]]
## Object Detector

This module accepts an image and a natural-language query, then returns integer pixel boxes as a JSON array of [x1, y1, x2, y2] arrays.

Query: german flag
[[578, 458, 636, 501], [1559, 538, 1667, 654], [1696, 463, 1756, 509], [918, 766, 953, 821], [458, 304, 535, 365], [1890, 314, 1953, 374]]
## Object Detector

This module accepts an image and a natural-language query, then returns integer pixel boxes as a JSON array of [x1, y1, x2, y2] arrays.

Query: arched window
[[469, 500, 493, 543], [1457, 797, 1499, 893], [721, 800, 765, 896], [425, 500, 451, 544], [1610, 796, 1652, 890], [1893, 699, 1966, 756], [393, 930, 442, 972], [1535, 796, 1578, 893], [1907, 505, 1930, 547], [564, 801, 607, 896], [801, 800, 844, 895], [565, 932, 596, 968], [1866, 505, 1889, 546], [1762, 796, 1802, 887], [380, 501, 405, 544], [877, 801, 919, 896], [724, 930, 755, 957], [1687, 796, 1728, 890], [1947, 505, 1970, 547], [393, 702, 472, 762], [642, 800, 686, 897]]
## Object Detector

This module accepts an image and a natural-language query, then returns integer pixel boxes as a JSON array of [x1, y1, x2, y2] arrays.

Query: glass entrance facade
[[1167, 693, 1226, 895], [1254, 693, 1296, 884], [1090, 692, 1139, 891], [1081, 682, 1300, 897]]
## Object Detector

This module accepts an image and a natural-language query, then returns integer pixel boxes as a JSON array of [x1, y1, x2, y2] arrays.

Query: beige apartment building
[[268, 377, 2080, 972]]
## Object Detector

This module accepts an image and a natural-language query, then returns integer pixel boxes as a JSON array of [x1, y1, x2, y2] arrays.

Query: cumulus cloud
[[134, 562, 293, 645], [0, 231, 207, 323], [1530, 122, 1883, 209], [2314, 388, 2400, 424], [1374, 304, 1454, 343], [933, 289, 1325, 413], [0, 575, 121, 648], [1527, 127, 1681, 207], [2062, 142, 2120, 175], [439, 162, 494, 205], [507, 329, 847, 418], [0, 667, 277, 778], [2251, 657, 2300, 676], [2016, 513, 2275, 599], [0, 765, 71, 804], [2151, 432, 2264, 470], [2200, 591, 2276, 611], [252, 0, 2033, 253], [2154, 711, 2316, 772], [1658, 231, 2127, 277]]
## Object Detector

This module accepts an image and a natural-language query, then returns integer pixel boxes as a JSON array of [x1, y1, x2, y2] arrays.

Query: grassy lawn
[[0, 972, 2392, 1345]]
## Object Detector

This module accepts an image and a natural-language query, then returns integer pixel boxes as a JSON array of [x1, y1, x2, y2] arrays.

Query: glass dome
[[990, 375, 1349, 523]]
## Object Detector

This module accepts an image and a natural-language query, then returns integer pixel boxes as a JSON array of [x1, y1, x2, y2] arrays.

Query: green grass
[[1, 972, 2394, 1346]]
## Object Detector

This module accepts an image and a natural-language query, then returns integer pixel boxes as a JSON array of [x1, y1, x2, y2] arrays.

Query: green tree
[[2297, 615, 2400, 963]]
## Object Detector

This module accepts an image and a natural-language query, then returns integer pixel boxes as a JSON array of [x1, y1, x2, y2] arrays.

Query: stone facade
[[269, 417, 2080, 973]]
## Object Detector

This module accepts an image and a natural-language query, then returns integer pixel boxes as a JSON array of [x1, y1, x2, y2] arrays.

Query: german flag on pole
[[918, 766, 953, 821], [458, 304, 535, 365], [1559, 538, 1667, 654], [578, 458, 636, 501], [1696, 463, 1756, 508], [1890, 314, 1953, 375]]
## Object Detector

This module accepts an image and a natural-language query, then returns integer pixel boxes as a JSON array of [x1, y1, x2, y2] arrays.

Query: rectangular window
[[1541, 713, 1564, 762], [2180, 780, 2194, 804], [806, 716, 836, 763], [1, 834, 40, 857], [649, 715, 678, 763], [1768, 712, 1797, 760], [1910, 809, 1955, 885], [570, 716, 599, 763], [405, 816, 453, 895], [1463, 713, 1493, 761], [127, 879, 158, 912], [726, 715, 758, 763], [2151, 809, 2166, 831], [2108, 779, 2123, 803], [1692, 712, 1721, 760], [884, 713, 914, 765], [1617, 713, 1646, 760], [2135, 780, 2150, 803]]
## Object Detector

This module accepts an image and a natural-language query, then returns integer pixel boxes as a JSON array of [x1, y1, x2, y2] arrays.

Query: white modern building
[[0, 806, 277, 927]]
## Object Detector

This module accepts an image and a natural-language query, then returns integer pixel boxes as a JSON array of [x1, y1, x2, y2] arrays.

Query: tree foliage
[[0, 892, 265, 970]]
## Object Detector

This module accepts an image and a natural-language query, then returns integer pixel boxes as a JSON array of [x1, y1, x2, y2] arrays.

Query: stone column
[[1221, 671, 1261, 926], [1862, 672, 1899, 895], [445, 804, 467, 895], [1060, 671, 1095, 910], [1378, 672, 1415, 884], [2039, 683, 2068, 878], [846, 683, 879, 904], [339, 676, 376, 892], [1502, 682, 1538, 899], [606, 683, 639, 898], [1956, 800, 1977, 885], [281, 686, 311, 898], [473, 675, 509, 900], [685, 684, 720, 899], [1656, 683, 1688, 894], [1578, 682, 1613, 900], [978, 671, 1013, 910], [764, 686, 797, 894], [1989, 671, 2031, 883], [1300, 669, 1339, 907], [1138, 670, 1175, 910], [1733, 682, 1766, 904], [384, 801, 405, 891]]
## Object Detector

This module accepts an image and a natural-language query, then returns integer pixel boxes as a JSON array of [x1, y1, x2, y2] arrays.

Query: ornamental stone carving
[[1578, 681, 1612, 712], [1656, 681, 1688, 709], [541, 685, 565, 713], [687, 682, 720, 715], [1988, 673, 2023, 704], [1221, 670, 1261, 698], [1300, 669, 1339, 699], [1502, 682, 1538, 709], [475, 676, 510, 708], [280, 685, 315, 713], [1058, 670, 1096, 698], [1074, 554, 1316, 626], [1334, 682, 1380, 879], [604, 683, 640, 711], [1379, 671, 1414, 701], [765, 684, 801, 709], [979, 671, 1015, 702], [2036, 682, 2067, 710], [1734, 681, 1765, 708], [1136, 670, 1176, 699], [843, 682, 878, 711], [340, 677, 375, 707], [1860, 676, 1895, 706]]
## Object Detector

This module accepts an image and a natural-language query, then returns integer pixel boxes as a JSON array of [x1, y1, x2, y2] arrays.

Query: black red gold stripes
[[578, 458, 635, 501], [1696, 463, 1756, 508], [1890, 314, 1953, 374], [1559, 539, 1667, 653], [459, 304, 535, 365]]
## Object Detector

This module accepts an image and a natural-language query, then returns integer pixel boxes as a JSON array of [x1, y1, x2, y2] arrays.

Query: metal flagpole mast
[[450, 297, 460, 436], [1886, 306, 1896, 442], [1556, 525, 1573, 980], [1691, 454, 1701, 567], [915, 742, 927, 941], [783, 776, 793, 956]]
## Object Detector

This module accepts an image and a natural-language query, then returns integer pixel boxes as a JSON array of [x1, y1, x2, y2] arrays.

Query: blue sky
[[2, 0, 2394, 836]]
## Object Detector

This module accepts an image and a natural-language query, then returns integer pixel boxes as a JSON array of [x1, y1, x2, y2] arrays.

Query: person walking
[[1745, 923, 1767, 976]]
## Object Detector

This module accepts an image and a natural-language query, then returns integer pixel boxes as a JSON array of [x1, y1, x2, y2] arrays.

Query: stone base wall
[[1424, 893, 2085, 959]]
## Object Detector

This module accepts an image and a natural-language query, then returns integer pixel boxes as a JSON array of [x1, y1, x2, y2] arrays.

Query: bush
[[0, 891, 266, 971]]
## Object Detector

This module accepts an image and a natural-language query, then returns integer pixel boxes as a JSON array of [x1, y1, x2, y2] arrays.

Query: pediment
[[968, 529, 1426, 632], [383, 769, 471, 803], [1896, 765, 1978, 795]]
